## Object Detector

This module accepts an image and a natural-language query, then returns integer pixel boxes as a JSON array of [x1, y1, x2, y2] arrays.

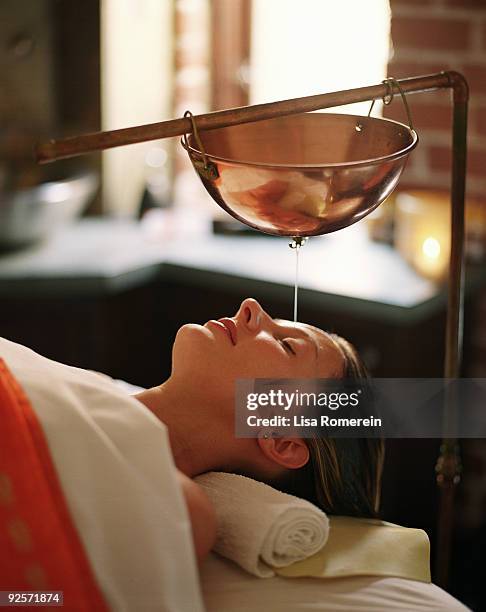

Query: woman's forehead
[[276, 318, 333, 344], [276, 319, 346, 375]]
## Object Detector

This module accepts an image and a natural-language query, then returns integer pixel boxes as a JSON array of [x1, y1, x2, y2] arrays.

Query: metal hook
[[367, 79, 393, 117], [365, 78, 414, 132], [181, 110, 219, 180], [382, 78, 395, 106], [386, 77, 415, 132]]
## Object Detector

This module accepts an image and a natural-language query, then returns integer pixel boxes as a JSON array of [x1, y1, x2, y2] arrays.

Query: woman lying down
[[0, 298, 469, 611]]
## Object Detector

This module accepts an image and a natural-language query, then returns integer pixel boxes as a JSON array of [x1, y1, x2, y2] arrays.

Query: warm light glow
[[395, 191, 451, 282], [250, 0, 391, 115], [101, 0, 173, 215], [422, 237, 441, 260]]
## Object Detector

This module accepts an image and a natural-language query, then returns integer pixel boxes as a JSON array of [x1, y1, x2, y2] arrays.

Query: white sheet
[[201, 553, 470, 612], [1, 337, 204, 612], [2, 337, 471, 612]]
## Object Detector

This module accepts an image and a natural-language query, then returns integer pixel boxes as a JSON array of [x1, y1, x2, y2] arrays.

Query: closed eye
[[280, 339, 296, 355]]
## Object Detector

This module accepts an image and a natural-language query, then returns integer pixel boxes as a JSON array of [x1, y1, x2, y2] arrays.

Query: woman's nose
[[237, 298, 266, 332]]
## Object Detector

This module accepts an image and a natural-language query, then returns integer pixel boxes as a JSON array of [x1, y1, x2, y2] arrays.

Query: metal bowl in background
[[0, 162, 98, 250], [184, 112, 418, 237]]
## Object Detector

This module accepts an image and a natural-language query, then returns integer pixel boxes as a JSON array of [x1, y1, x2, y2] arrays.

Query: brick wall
[[385, 0, 486, 198], [385, 0, 486, 375]]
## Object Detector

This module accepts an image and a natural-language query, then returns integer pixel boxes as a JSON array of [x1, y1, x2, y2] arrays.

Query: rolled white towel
[[194, 472, 329, 577]]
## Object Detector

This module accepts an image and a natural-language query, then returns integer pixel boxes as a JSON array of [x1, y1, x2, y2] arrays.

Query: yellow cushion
[[275, 516, 431, 583]]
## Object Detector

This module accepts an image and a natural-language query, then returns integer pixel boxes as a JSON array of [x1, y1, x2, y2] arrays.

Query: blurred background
[[1, 1, 486, 608]]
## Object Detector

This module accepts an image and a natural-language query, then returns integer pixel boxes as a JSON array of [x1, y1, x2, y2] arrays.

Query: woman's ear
[[257, 436, 309, 469]]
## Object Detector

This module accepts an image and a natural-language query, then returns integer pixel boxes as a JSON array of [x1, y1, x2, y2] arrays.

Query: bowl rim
[[184, 112, 418, 171]]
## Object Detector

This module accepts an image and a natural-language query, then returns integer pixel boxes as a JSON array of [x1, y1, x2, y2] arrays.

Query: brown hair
[[271, 334, 385, 518]]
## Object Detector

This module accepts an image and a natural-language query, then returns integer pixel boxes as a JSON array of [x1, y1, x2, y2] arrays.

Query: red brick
[[429, 145, 452, 171], [429, 145, 486, 177], [393, 168, 423, 190], [387, 60, 452, 78], [390, 0, 437, 5], [385, 101, 452, 131], [468, 148, 486, 176], [176, 45, 209, 66], [383, 101, 408, 124], [391, 16, 470, 50], [461, 63, 486, 95], [476, 106, 486, 137], [442, 0, 486, 7], [413, 103, 452, 129]]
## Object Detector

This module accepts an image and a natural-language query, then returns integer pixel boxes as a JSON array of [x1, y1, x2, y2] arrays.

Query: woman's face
[[172, 298, 345, 402]]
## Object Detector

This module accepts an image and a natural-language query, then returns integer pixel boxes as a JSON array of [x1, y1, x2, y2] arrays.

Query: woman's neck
[[134, 380, 234, 478]]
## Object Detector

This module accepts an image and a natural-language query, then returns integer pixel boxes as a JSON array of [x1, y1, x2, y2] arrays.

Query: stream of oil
[[293, 244, 300, 323], [291, 238, 307, 323]]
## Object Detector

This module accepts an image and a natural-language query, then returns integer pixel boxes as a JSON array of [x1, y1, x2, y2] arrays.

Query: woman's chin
[[172, 323, 215, 372], [173, 324, 206, 354], [176, 322, 206, 337]]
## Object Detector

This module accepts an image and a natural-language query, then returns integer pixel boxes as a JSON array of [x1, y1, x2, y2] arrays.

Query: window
[[101, 0, 174, 216], [250, 0, 391, 115]]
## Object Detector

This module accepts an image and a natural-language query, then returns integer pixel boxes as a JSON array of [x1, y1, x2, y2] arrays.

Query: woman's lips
[[208, 317, 238, 345], [206, 319, 237, 345], [218, 318, 237, 345]]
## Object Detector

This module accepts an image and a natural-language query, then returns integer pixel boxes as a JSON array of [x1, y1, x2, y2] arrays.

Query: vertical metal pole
[[434, 71, 469, 588]]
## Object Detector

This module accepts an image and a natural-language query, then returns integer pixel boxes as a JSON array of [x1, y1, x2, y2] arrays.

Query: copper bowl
[[184, 112, 418, 237]]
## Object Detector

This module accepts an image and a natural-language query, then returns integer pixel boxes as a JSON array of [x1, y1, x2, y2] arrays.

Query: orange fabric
[[0, 358, 109, 611]]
